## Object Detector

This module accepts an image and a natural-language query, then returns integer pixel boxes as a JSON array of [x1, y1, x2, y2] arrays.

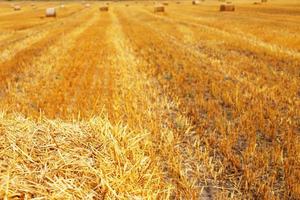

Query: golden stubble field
[[0, 0, 299, 199]]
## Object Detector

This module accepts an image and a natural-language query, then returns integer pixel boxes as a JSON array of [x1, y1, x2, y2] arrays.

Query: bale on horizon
[[14, 5, 21, 11], [100, 6, 109, 11], [154, 5, 165, 12], [220, 4, 235, 11], [46, 8, 56, 17], [192, 0, 200, 5]]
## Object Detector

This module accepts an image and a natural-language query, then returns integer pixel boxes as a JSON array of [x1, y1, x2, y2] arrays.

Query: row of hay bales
[[10, 3, 110, 17], [219, 0, 268, 11], [11, 4, 57, 17], [153, 1, 234, 13], [11, 0, 269, 15], [155, 0, 268, 13], [11, 2, 40, 11]]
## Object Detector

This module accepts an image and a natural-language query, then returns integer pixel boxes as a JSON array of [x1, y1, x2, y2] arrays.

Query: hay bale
[[220, 4, 235, 11], [46, 8, 56, 17], [85, 3, 91, 8], [163, 2, 169, 6], [192, 0, 200, 5], [154, 5, 165, 12], [100, 6, 109, 11], [14, 5, 21, 11]]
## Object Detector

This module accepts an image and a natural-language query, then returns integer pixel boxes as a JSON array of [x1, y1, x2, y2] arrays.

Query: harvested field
[[0, 0, 299, 199]]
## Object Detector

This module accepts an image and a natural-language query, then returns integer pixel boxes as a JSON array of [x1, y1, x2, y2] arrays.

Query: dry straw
[[0, 112, 171, 199]]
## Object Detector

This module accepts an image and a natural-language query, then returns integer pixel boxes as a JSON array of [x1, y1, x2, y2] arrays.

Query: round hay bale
[[220, 4, 235, 11], [85, 3, 91, 8], [60, 4, 65, 8], [192, 0, 200, 5], [14, 5, 21, 11], [46, 8, 56, 17], [100, 6, 109, 11], [154, 5, 165, 12]]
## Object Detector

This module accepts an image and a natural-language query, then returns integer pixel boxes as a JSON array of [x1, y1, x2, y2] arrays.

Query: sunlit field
[[0, 0, 299, 199]]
